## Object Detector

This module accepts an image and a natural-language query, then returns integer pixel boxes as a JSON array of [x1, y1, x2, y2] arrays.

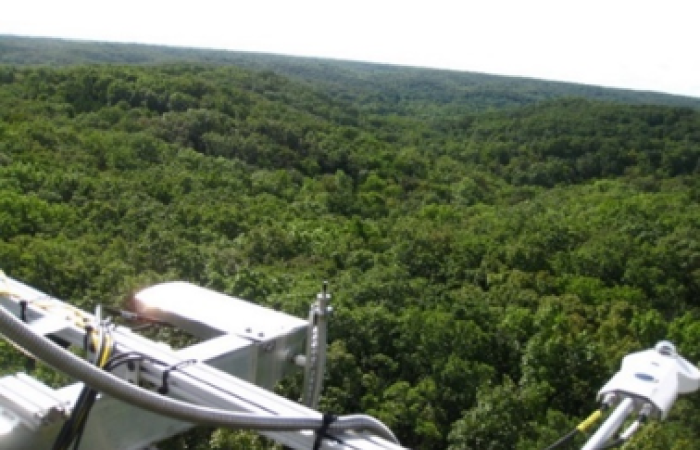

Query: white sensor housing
[[598, 341, 700, 419]]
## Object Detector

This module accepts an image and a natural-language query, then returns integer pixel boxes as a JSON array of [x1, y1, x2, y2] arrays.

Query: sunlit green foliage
[[1, 57, 700, 450]]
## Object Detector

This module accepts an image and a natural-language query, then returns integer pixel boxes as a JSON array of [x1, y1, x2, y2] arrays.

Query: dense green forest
[[3, 35, 700, 115], [1, 39, 700, 449]]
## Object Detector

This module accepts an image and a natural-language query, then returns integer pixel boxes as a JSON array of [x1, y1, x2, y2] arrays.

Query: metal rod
[[581, 397, 634, 450]]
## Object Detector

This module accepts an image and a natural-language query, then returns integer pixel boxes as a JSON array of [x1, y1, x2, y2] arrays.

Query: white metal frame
[[0, 275, 406, 450]]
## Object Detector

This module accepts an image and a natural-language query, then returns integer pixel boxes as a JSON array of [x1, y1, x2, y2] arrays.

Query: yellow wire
[[86, 330, 113, 365], [98, 334, 113, 368], [577, 409, 603, 433], [64, 331, 113, 450]]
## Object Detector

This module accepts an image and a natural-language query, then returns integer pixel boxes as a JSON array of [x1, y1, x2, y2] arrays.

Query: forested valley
[[1, 41, 700, 449]]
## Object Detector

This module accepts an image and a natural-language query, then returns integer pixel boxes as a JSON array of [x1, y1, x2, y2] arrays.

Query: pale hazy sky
[[2, 0, 699, 98]]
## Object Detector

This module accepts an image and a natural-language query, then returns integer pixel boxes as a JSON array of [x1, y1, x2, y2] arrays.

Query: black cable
[[70, 328, 114, 450], [543, 402, 613, 450], [104, 352, 169, 372], [69, 387, 99, 450], [158, 359, 198, 395], [74, 351, 166, 447], [52, 378, 94, 450], [104, 353, 148, 371], [544, 429, 578, 450], [52, 386, 92, 450], [52, 326, 112, 450], [67, 351, 173, 449]]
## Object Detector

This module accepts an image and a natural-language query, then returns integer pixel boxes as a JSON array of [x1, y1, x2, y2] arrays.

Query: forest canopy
[[1, 44, 700, 449]]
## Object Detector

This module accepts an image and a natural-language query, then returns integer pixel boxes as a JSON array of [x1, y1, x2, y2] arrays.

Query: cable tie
[[158, 359, 198, 395], [19, 300, 28, 322], [83, 325, 94, 354], [313, 413, 338, 450], [18, 300, 37, 371]]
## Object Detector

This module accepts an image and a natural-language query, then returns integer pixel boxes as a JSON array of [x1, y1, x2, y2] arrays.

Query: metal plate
[[134, 282, 307, 340]]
